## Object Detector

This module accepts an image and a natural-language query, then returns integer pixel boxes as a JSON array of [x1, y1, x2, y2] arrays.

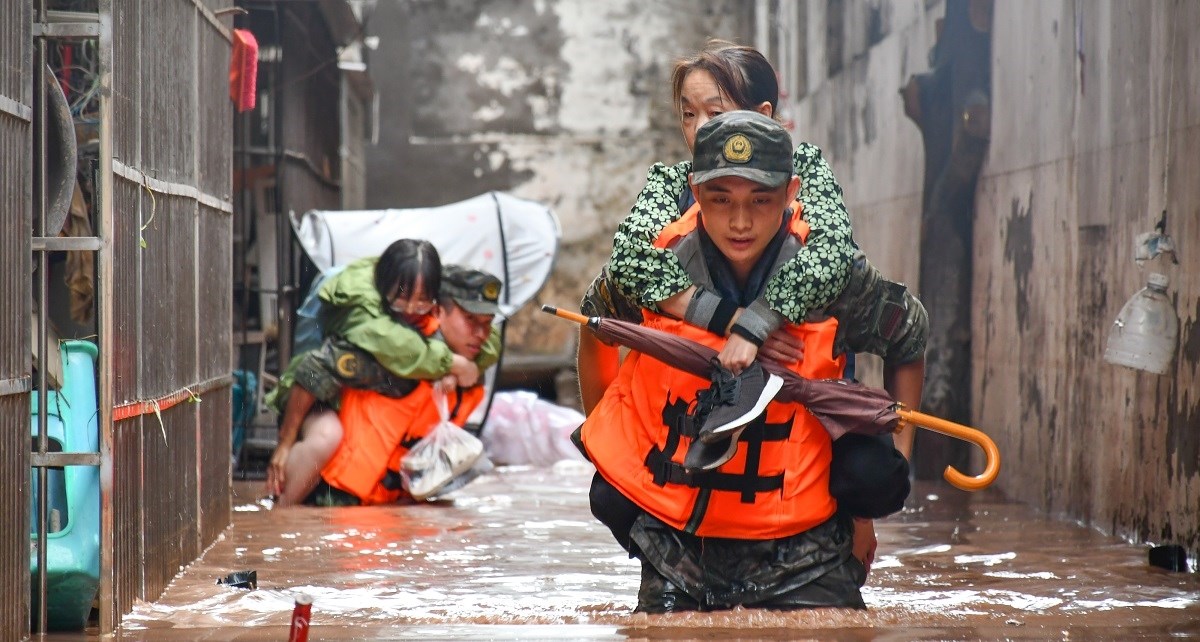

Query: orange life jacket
[[323, 383, 484, 505], [581, 201, 846, 540]]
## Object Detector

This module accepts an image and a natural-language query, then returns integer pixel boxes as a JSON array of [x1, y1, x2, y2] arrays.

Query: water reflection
[[55, 461, 1200, 640]]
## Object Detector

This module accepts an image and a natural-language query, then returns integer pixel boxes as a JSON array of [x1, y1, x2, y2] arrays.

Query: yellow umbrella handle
[[896, 408, 1000, 491]]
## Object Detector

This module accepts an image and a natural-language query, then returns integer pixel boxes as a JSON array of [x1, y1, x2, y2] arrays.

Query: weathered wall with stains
[[781, 0, 943, 384], [976, 0, 1199, 553], [366, 0, 750, 355], [792, 0, 1200, 554]]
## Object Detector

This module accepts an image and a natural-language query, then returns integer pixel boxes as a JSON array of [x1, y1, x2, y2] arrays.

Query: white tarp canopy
[[291, 191, 561, 318]]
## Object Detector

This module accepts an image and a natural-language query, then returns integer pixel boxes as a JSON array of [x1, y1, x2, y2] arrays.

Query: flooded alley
[[56, 464, 1200, 640], [7, 2, 1200, 638]]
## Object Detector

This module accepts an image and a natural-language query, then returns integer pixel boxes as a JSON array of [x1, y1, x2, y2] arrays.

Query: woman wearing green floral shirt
[[585, 41, 926, 449]]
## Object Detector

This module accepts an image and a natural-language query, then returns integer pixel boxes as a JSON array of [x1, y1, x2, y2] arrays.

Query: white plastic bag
[[401, 384, 485, 501], [479, 390, 588, 466], [429, 454, 494, 499]]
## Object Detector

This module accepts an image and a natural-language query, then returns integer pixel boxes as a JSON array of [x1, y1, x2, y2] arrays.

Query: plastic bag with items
[[401, 384, 485, 501], [428, 454, 494, 498], [480, 390, 588, 466]]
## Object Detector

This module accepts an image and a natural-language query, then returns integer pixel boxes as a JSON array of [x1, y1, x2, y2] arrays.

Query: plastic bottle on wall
[[1103, 272, 1179, 375]]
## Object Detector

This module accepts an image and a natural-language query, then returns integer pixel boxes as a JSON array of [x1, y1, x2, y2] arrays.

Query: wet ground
[[50, 463, 1200, 640]]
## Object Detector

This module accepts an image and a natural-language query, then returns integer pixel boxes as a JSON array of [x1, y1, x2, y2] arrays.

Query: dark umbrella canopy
[[764, 372, 900, 440], [547, 306, 1000, 491], [547, 307, 900, 440]]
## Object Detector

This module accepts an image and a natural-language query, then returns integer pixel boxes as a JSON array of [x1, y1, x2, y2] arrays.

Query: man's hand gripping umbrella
[[544, 305, 1000, 491]]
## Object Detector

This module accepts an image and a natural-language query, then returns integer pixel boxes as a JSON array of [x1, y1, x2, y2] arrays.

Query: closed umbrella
[[544, 305, 999, 491]]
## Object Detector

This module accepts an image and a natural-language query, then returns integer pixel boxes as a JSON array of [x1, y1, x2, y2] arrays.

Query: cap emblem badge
[[482, 281, 501, 301], [723, 134, 752, 163]]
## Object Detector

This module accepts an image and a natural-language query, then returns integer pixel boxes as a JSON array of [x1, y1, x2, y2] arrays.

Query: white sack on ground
[[480, 390, 588, 466]]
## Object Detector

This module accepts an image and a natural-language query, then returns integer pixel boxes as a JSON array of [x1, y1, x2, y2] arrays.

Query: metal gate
[[0, 1, 33, 637], [11, 0, 234, 635], [106, 0, 234, 631]]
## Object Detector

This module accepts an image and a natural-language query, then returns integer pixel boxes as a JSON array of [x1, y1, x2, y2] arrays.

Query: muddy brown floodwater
[[47, 462, 1200, 640]]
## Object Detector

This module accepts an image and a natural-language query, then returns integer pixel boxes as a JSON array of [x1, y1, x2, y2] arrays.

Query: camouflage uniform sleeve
[[883, 292, 928, 364], [263, 353, 307, 414], [828, 253, 928, 365], [763, 143, 857, 323], [580, 266, 644, 325], [281, 338, 424, 410], [289, 347, 347, 406], [607, 161, 695, 309]]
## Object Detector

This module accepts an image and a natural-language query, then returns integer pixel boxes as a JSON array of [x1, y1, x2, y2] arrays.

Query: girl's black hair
[[671, 39, 780, 119], [374, 238, 441, 311]]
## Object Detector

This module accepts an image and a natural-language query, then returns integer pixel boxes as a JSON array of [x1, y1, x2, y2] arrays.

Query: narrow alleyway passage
[[51, 463, 1200, 640]]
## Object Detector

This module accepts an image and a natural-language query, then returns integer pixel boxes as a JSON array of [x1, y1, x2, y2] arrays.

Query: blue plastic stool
[[30, 340, 100, 631], [231, 369, 258, 458]]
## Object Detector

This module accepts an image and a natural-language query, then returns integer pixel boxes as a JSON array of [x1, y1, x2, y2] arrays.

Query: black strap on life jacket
[[645, 396, 791, 504]]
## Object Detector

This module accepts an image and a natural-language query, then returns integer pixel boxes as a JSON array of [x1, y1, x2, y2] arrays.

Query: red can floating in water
[[288, 593, 313, 642]]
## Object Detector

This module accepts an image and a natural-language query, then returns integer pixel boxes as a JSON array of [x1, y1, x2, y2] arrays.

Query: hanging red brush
[[229, 28, 258, 112]]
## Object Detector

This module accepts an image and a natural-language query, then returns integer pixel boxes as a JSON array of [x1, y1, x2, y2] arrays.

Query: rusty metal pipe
[[33, 0, 50, 630]]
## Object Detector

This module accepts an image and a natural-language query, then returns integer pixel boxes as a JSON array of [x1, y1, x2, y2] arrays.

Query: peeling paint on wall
[[866, 2, 887, 47], [1004, 195, 1033, 331], [860, 98, 876, 145], [1166, 296, 1200, 481], [1073, 225, 1110, 357], [367, 0, 748, 358], [790, 0, 1199, 556], [407, 1, 568, 136], [1180, 297, 1200, 367]]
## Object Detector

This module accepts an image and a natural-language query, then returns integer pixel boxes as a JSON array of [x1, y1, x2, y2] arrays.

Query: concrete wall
[[790, 0, 1200, 554], [977, 0, 1199, 552], [804, 0, 936, 286], [782, 0, 941, 386], [366, 0, 750, 354]]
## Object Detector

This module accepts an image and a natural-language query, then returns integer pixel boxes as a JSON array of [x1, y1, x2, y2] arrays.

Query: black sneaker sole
[[683, 430, 742, 471]]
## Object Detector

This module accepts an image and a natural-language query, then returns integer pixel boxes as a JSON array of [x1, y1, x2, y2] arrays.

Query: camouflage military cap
[[691, 110, 794, 188], [441, 265, 503, 315]]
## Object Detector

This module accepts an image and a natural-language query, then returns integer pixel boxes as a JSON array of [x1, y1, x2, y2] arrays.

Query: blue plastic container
[[30, 340, 100, 631], [231, 369, 258, 458]]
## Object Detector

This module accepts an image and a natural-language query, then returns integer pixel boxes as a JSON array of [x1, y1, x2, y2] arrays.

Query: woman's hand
[[266, 443, 291, 497], [449, 354, 481, 388], [759, 327, 805, 365], [717, 334, 759, 374]]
